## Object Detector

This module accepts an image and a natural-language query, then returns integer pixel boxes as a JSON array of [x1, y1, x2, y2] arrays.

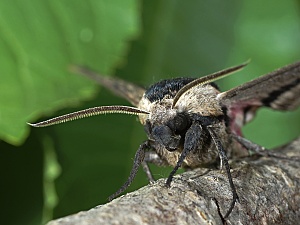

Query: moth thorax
[[175, 85, 223, 117]]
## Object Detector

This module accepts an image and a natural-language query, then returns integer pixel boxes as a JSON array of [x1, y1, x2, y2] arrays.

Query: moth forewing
[[218, 61, 300, 111], [70, 65, 146, 107]]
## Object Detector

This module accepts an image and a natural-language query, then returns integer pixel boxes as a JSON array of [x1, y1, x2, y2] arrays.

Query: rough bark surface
[[48, 138, 300, 225]]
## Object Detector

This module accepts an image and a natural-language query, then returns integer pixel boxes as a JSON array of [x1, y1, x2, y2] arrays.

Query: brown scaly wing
[[218, 61, 300, 134], [70, 66, 146, 107]]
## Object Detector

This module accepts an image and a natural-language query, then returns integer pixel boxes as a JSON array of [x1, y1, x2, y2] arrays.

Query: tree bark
[[47, 138, 300, 225]]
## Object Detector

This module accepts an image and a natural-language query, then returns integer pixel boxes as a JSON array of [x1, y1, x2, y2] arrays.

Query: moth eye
[[171, 113, 191, 134], [152, 125, 180, 151]]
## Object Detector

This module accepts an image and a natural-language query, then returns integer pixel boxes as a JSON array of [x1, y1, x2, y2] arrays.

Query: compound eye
[[172, 113, 190, 134], [152, 125, 180, 151]]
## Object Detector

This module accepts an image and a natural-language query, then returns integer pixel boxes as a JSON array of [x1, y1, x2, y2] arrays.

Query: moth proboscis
[[28, 61, 300, 219]]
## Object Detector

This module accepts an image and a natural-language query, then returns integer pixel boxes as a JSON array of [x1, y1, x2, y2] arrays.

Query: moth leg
[[232, 134, 292, 160], [141, 161, 154, 183], [208, 126, 238, 219], [108, 140, 149, 201], [219, 155, 224, 170], [166, 122, 202, 186], [142, 151, 166, 183]]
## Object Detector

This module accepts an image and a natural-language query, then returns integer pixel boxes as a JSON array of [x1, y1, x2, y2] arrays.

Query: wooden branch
[[48, 138, 300, 225]]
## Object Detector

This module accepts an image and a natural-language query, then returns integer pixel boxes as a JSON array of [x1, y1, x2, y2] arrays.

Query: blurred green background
[[1, 0, 300, 224]]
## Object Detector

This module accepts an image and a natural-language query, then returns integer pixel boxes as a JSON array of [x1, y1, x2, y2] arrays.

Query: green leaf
[[0, 0, 140, 145]]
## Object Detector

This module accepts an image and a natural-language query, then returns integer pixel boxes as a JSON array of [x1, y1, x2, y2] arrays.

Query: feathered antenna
[[28, 106, 149, 127], [172, 61, 250, 108]]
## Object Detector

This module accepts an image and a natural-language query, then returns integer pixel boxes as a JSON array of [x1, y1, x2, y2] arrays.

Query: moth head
[[138, 96, 192, 151], [28, 105, 149, 128]]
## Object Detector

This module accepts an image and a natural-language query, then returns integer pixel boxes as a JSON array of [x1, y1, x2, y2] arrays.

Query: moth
[[28, 61, 300, 218]]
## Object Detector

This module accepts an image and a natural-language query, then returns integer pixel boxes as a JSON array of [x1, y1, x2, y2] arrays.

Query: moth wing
[[71, 66, 146, 107], [218, 61, 300, 134]]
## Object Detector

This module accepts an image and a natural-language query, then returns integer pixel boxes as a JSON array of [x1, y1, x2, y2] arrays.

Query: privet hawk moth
[[28, 61, 300, 218]]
